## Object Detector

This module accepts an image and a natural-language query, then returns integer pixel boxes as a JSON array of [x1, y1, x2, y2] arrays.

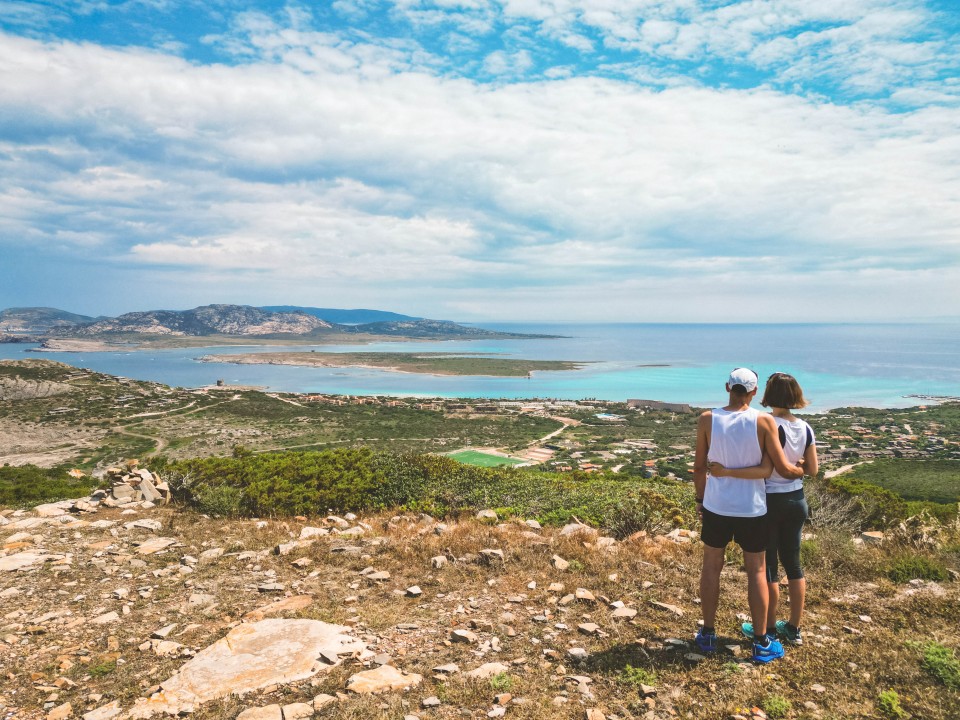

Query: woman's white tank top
[[704, 407, 766, 517], [766, 417, 814, 493]]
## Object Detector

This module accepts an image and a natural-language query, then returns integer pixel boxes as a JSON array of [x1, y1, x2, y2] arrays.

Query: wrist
[[695, 498, 704, 504]]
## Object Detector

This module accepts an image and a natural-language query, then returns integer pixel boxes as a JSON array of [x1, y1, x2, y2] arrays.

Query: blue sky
[[1, 0, 959, 322]]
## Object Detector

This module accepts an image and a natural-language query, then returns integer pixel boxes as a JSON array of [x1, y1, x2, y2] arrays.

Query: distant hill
[[64, 304, 333, 337], [0, 307, 98, 334], [261, 306, 422, 325], [346, 319, 542, 338], [1, 304, 549, 341]]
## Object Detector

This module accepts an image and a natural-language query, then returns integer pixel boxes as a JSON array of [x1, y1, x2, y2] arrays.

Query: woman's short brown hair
[[761, 372, 809, 409]]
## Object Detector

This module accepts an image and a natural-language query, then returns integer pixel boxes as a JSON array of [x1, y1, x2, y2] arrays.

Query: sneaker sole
[[752, 653, 784, 663]]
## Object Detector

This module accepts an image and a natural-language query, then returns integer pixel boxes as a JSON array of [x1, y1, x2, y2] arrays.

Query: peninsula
[[199, 351, 588, 377]]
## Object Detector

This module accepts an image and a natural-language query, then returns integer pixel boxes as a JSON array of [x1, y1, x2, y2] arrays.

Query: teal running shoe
[[752, 637, 785, 663], [741, 622, 775, 641], [775, 620, 803, 646]]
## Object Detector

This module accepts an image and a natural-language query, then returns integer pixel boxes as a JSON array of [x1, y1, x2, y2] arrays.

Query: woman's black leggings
[[765, 488, 808, 583]]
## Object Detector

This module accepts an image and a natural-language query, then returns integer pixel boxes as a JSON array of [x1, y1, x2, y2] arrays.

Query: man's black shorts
[[701, 508, 769, 553]]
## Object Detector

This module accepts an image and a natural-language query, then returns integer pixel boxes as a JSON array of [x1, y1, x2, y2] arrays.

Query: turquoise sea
[[1, 323, 958, 412]]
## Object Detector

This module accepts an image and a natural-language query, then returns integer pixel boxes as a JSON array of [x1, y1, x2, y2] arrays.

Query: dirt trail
[[824, 460, 873, 479], [529, 415, 580, 446]]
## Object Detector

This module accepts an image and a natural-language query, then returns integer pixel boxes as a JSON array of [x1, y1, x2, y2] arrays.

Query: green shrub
[[920, 642, 960, 689], [0, 464, 98, 507], [607, 492, 683, 538], [887, 555, 949, 583], [824, 474, 908, 528], [89, 660, 116, 677], [877, 689, 908, 719], [905, 501, 959, 524], [193, 483, 244, 518], [489, 672, 514, 692], [799, 538, 820, 566], [760, 694, 791, 719], [165, 449, 695, 528], [618, 664, 656, 687]]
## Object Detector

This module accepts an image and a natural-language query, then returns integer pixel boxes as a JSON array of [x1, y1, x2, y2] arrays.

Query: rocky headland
[[0, 306, 554, 350]]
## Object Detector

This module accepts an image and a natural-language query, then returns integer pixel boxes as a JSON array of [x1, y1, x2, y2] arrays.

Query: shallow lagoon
[[1, 322, 958, 411]]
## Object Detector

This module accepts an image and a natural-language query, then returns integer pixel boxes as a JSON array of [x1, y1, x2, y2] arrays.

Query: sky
[[1, 0, 959, 323]]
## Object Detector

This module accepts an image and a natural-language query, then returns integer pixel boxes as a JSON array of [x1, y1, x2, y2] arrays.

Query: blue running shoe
[[752, 637, 785, 663], [775, 620, 803, 646], [694, 628, 718, 653]]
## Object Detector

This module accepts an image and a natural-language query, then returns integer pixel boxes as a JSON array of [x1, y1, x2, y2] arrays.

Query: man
[[692, 368, 803, 663]]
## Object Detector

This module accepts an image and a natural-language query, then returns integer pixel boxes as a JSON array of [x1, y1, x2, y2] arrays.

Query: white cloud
[[482, 48, 534, 75], [1, 25, 958, 320], [377, 0, 957, 99]]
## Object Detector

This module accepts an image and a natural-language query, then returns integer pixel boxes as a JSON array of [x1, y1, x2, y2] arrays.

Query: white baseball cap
[[727, 367, 759, 392]]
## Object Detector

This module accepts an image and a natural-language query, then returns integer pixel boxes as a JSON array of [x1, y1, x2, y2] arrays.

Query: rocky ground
[[2, 476, 959, 720], [0, 420, 107, 467]]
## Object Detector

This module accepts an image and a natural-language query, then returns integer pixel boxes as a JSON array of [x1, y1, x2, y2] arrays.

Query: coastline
[[2, 322, 958, 411]]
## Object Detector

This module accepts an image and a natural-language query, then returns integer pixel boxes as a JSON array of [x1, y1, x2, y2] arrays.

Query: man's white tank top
[[704, 407, 766, 518]]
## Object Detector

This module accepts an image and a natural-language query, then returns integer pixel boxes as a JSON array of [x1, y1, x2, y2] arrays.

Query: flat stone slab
[[236, 706, 282, 720], [465, 662, 510, 680], [82, 701, 122, 720], [0, 551, 50, 572], [6, 517, 49, 530], [128, 619, 366, 717], [243, 595, 314, 622], [346, 664, 423, 694], [33, 501, 74, 517], [650, 600, 684, 617], [135, 537, 177, 555]]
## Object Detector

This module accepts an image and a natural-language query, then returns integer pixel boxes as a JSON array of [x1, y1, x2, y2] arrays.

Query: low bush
[[805, 477, 871, 532], [619, 664, 657, 687], [905, 501, 958, 524], [921, 642, 960, 690], [887, 555, 949, 583], [877, 689, 908, 719], [820, 474, 908, 529], [0, 464, 98, 507], [164, 448, 694, 530], [192, 483, 245, 518], [760, 694, 791, 719]]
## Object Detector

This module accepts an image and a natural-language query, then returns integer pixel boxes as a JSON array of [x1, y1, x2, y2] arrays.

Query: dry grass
[[1, 505, 958, 720]]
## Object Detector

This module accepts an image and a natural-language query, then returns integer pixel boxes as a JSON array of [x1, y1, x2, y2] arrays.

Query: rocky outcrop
[[65, 305, 333, 337], [0, 376, 75, 401]]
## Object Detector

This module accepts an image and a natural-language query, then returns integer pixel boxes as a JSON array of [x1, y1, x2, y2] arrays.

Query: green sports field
[[448, 450, 525, 467]]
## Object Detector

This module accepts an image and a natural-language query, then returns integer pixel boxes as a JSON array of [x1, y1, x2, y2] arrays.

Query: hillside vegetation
[[845, 459, 960, 506], [160, 449, 691, 534]]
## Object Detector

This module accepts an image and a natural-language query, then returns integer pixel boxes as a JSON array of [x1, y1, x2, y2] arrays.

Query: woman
[[708, 372, 818, 646]]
